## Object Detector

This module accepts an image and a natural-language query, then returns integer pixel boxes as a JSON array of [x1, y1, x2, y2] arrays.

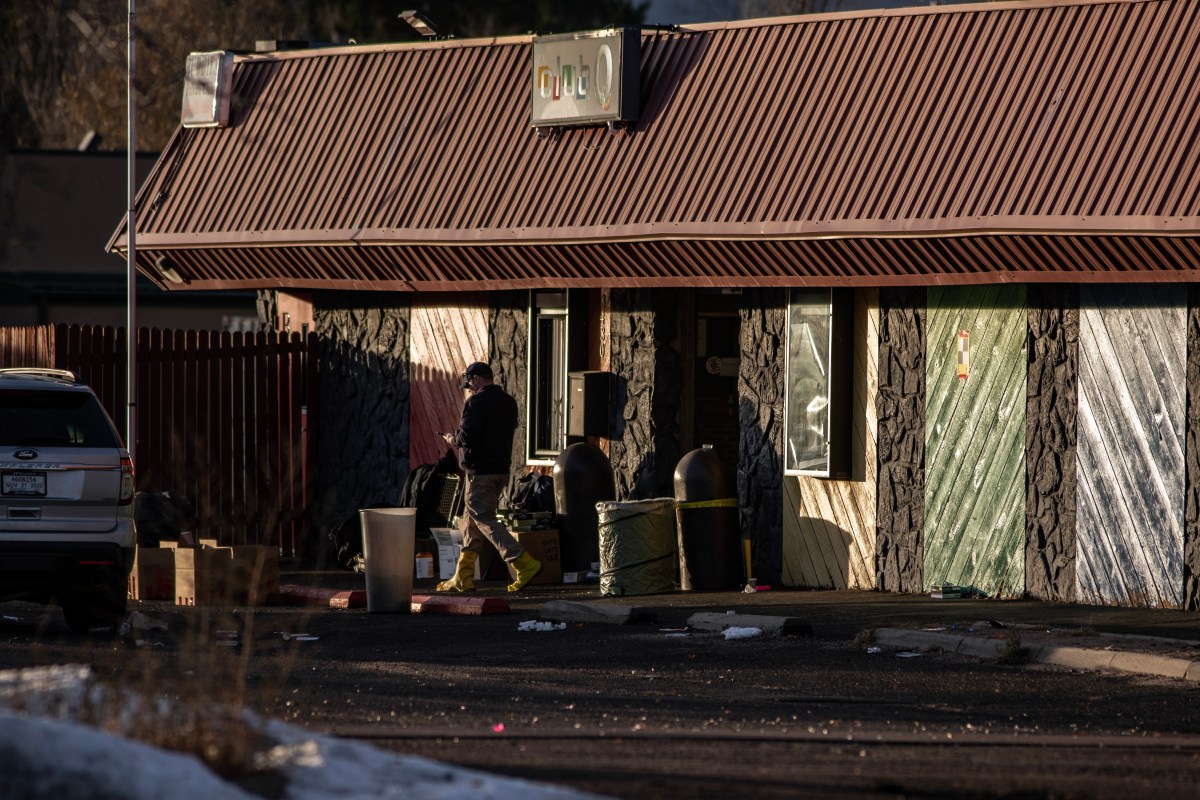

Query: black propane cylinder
[[673, 445, 743, 590], [553, 443, 617, 574]]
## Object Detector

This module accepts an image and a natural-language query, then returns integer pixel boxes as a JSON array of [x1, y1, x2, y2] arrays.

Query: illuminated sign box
[[531, 28, 640, 128]]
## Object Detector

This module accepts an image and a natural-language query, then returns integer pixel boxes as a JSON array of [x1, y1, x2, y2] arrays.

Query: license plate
[[2, 470, 46, 496]]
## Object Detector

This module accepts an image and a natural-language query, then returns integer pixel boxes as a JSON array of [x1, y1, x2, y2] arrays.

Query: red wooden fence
[[0, 324, 316, 554]]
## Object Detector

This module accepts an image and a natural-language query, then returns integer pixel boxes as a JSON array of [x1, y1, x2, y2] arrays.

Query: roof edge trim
[[116, 216, 1200, 251], [680, 0, 1157, 32]]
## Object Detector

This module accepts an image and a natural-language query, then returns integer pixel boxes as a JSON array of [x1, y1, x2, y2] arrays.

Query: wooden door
[[924, 285, 1027, 597]]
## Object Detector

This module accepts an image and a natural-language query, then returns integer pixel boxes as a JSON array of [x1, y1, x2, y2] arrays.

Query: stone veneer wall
[[737, 289, 786, 586], [489, 291, 529, 498], [1186, 285, 1200, 610], [1025, 284, 1079, 602], [312, 294, 410, 534], [874, 287, 925, 593], [607, 289, 680, 500]]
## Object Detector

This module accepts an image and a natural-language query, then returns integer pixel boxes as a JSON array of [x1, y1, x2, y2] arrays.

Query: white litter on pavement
[[518, 620, 567, 632], [723, 626, 763, 640]]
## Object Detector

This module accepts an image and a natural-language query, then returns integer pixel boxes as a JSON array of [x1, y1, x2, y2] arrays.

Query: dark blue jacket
[[451, 384, 518, 475]]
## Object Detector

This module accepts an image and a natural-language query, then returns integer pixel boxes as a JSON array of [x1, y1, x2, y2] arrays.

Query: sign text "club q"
[[530, 28, 640, 128], [536, 49, 612, 109]]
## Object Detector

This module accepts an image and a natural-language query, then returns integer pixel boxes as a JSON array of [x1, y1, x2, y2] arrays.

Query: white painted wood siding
[[1077, 285, 1185, 608], [783, 290, 878, 589]]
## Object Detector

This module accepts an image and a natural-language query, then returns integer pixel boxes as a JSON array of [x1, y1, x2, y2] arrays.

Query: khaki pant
[[459, 472, 524, 561]]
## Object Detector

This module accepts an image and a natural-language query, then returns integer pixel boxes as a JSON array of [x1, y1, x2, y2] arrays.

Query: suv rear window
[[0, 390, 119, 448]]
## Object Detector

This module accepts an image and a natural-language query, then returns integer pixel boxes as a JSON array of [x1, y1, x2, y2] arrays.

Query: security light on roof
[[181, 51, 234, 128], [399, 10, 439, 38]]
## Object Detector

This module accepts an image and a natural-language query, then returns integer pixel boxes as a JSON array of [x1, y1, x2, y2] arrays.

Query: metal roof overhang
[[114, 218, 1200, 292]]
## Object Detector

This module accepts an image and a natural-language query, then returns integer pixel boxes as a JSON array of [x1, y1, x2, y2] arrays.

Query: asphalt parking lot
[[4, 576, 1200, 799]]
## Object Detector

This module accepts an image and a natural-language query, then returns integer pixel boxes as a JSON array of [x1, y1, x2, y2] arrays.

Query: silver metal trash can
[[359, 507, 417, 613]]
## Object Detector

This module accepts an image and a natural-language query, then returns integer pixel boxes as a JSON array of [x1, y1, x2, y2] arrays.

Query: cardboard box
[[174, 545, 235, 606], [430, 528, 463, 580], [432, 525, 561, 582], [161, 538, 219, 549], [172, 543, 280, 606], [128, 546, 176, 601], [229, 545, 280, 605], [507, 529, 561, 585]]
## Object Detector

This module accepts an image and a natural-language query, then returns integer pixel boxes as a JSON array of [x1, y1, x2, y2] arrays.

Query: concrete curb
[[687, 612, 813, 637], [280, 585, 366, 609], [411, 595, 510, 615], [873, 628, 1200, 682], [540, 601, 657, 625]]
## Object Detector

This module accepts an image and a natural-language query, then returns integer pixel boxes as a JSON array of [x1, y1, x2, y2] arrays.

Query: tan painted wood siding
[[925, 286, 1027, 597], [409, 294, 488, 468], [1076, 286, 1185, 608], [783, 290, 878, 589]]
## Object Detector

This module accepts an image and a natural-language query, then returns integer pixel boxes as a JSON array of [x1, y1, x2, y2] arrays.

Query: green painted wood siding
[[1077, 286, 1185, 608], [784, 290, 878, 589], [925, 285, 1027, 597]]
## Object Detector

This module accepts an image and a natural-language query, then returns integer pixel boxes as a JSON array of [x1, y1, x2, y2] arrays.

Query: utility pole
[[126, 0, 137, 462]]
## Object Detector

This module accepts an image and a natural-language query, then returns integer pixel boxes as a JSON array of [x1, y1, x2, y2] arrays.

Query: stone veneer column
[[737, 289, 785, 586], [875, 287, 925, 594], [1185, 285, 1200, 610], [312, 293, 410, 534], [1025, 284, 1079, 602], [489, 291, 529, 497], [606, 289, 680, 500]]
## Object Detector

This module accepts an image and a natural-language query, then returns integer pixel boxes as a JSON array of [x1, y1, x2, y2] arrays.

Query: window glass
[[530, 292, 568, 459], [786, 290, 833, 474], [0, 390, 119, 448]]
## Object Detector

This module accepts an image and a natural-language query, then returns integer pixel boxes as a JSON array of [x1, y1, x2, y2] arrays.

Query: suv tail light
[[119, 456, 135, 505]]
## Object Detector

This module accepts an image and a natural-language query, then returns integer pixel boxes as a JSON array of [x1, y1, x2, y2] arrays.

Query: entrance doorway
[[681, 291, 741, 473]]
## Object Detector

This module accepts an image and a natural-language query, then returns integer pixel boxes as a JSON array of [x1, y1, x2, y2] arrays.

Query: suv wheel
[[62, 585, 128, 634]]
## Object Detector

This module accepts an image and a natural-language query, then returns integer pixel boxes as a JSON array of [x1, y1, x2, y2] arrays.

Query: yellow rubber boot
[[507, 551, 542, 592], [436, 551, 477, 593]]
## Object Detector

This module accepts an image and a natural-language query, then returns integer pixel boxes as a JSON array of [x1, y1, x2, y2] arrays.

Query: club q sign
[[531, 28, 640, 128]]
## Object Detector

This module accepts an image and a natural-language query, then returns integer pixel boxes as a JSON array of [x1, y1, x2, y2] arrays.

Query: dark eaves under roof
[[109, 0, 1200, 292]]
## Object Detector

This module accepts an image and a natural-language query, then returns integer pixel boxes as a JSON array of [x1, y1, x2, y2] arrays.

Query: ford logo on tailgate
[[12, 449, 38, 460]]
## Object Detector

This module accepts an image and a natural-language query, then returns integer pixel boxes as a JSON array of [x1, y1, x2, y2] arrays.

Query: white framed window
[[528, 291, 570, 463], [785, 288, 852, 477]]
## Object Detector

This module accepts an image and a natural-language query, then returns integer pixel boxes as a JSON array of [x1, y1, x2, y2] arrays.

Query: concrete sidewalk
[[284, 569, 1200, 681]]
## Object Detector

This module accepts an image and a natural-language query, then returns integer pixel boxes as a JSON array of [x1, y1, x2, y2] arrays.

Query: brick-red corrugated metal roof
[[113, 0, 1200, 290]]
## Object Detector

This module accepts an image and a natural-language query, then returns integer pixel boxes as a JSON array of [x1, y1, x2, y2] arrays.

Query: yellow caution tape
[[675, 498, 738, 510]]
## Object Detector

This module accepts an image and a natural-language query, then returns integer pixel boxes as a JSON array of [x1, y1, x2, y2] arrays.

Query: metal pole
[[126, 0, 137, 462]]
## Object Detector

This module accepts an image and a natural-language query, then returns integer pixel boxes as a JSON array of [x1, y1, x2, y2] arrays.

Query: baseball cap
[[461, 361, 493, 389]]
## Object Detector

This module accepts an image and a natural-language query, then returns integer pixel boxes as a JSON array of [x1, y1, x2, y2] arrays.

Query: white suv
[[0, 369, 135, 632]]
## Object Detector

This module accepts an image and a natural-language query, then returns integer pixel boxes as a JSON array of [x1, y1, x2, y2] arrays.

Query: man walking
[[437, 361, 541, 593]]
